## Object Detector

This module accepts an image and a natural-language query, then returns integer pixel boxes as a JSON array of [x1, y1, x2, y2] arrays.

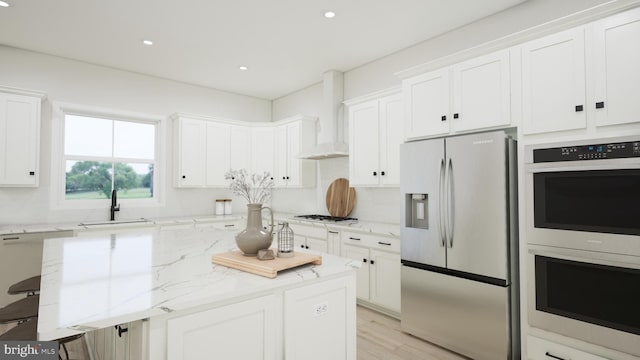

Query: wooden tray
[[212, 251, 322, 278]]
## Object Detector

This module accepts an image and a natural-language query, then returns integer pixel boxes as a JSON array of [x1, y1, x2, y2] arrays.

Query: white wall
[[0, 45, 272, 224]]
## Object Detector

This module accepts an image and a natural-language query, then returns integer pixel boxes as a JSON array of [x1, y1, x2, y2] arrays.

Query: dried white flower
[[224, 169, 274, 204]]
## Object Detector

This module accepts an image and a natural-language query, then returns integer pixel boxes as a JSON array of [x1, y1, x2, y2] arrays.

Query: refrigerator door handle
[[438, 158, 446, 247], [447, 158, 455, 248]]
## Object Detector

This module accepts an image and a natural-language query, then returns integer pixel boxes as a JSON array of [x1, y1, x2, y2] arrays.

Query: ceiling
[[0, 0, 526, 100]]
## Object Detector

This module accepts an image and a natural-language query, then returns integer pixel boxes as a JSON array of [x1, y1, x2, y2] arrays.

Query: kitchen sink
[[78, 218, 152, 226]]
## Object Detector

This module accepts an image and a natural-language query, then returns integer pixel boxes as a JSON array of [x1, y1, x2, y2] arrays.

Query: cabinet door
[[250, 127, 275, 177], [327, 230, 341, 256], [205, 122, 230, 187], [284, 275, 356, 360], [285, 122, 301, 186], [378, 94, 402, 186], [348, 100, 380, 186], [369, 249, 401, 313], [306, 237, 328, 253], [167, 295, 276, 360], [591, 7, 640, 127], [342, 244, 370, 301], [230, 125, 251, 171], [452, 49, 511, 133], [521, 27, 586, 134], [403, 68, 450, 139], [0, 93, 40, 186], [177, 118, 206, 187], [273, 125, 288, 187]]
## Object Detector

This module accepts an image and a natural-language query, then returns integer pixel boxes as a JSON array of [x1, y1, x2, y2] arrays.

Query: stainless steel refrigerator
[[400, 130, 519, 360]]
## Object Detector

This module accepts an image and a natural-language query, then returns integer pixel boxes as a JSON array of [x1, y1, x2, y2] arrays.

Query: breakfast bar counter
[[38, 227, 357, 359]]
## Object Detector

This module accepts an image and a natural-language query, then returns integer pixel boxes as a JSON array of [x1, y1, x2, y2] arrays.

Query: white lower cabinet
[[341, 232, 401, 314], [167, 295, 277, 360], [87, 321, 147, 360], [289, 223, 330, 254], [284, 275, 356, 360], [527, 335, 607, 360]]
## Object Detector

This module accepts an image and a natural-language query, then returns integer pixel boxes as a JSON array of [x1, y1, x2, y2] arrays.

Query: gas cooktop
[[293, 214, 358, 224]]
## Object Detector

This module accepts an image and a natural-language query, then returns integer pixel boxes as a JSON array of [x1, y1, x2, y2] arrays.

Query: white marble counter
[[37, 227, 358, 341], [276, 214, 400, 238], [1, 213, 400, 238]]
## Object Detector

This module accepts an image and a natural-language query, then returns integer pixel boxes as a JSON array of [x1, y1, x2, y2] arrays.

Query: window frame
[[51, 102, 165, 210]]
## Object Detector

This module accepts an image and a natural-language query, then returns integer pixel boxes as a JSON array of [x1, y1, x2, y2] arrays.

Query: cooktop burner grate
[[294, 214, 358, 223]]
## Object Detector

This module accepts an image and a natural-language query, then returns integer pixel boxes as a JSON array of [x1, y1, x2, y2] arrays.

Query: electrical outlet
[[313, 302, 328, 316]]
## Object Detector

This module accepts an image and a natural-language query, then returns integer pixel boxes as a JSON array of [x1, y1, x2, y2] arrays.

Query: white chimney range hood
[[298, 70, 349, 160]]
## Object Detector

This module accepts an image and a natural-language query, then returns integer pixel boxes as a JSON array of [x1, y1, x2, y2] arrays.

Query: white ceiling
[[0, 0, 526, 100]]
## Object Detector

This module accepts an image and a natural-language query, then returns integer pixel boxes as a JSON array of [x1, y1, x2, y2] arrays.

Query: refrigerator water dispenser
[[406, 194, 428, 229]]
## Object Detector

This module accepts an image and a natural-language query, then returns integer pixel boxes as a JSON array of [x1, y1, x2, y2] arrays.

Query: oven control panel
[[533, 140, 640, 163]]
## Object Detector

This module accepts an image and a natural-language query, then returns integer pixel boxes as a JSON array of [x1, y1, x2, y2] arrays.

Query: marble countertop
[[1, 213, 400, 238], [37, 227, 358, 340]]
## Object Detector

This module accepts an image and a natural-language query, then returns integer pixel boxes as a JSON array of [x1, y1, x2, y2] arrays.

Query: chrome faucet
[[110, 189, 120, 221]]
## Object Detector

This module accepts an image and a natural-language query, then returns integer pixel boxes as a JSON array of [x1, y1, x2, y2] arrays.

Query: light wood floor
[[2, 306, 467, 360], [357, 305, 468, 360]]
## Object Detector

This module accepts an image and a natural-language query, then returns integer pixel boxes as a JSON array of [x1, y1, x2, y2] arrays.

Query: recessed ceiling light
[[324, 11, 336, 19], [142, 40, 153, 46], [0, 1, 10, 7], [239, 66, 248, 71]]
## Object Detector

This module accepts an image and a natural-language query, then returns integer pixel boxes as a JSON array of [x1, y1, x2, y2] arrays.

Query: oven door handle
[[526, 159, 640, 173]]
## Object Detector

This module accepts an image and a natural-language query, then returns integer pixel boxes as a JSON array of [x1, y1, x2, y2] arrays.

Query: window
[[53, 103, 162, 207]]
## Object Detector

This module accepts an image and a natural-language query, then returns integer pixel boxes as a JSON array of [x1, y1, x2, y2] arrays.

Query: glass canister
[[277, 222, 294, 258], [215, 199, 224, 215], [224, 199, 232, 215]]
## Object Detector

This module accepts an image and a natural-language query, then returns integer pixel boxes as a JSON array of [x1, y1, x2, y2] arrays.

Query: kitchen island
[[37, 226, 357, 360]]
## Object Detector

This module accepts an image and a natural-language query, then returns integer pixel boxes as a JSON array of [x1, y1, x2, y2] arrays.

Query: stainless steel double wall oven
[[525, 136, 640, 357]]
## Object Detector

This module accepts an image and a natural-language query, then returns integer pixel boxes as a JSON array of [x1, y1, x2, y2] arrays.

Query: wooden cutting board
[[325, 178, 356, 217], [212, 251, 322, 278]]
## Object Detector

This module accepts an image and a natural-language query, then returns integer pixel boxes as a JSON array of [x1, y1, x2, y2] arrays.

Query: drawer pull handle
[[595, 101, 605, 109], [378, 241, 392, 246], [328, 231, 339, 234], [349, 237, 361, 241], [545, 352, 567, 360], [363, 258, 367, 263], [224, 224, 234, 227], [3, 236, 21, 241]]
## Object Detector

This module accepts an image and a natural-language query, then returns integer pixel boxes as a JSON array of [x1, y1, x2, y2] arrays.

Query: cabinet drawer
[[342, 231, 399, 253], [289, 223, 326, 240], [527, 335, 607, 360], [1, 230, 73, 243]]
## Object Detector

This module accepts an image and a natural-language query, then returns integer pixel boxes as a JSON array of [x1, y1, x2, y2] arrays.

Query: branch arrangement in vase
[[225, 169, 274, 204]]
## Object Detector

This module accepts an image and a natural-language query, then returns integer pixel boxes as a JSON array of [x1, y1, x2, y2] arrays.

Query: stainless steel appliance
[[525, 137, 640, 357], [400, 130, 519, 360]]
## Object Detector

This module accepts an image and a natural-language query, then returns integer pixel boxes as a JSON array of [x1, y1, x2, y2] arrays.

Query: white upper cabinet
[[403, 49, 512, 140], [521, 27, 587, 135], [451, 49, 511, 133], [273, 116, 317, 188], [175, 117, 206, 187], [250, 126, 275, 178], [0, 89, 44, 187], [229, 125, 251, 172], [205, 121, 231, 187], [590, 7, 640, 128], [403, 68, 450, 139], [348, 92, 402, 187]]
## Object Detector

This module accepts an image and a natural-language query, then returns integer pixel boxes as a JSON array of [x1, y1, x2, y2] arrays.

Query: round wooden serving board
[[325, 178, 356, 217]]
